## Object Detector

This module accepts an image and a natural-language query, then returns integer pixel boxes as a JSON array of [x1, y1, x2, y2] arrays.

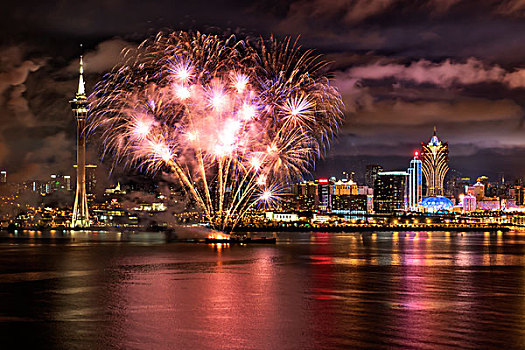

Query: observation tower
[[70, 56, 90, 228]]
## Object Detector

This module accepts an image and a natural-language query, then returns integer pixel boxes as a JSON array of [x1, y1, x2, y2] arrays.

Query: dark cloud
[[343, 57, 525, 89], [1, 0, 525, 181], [66, 38, 136, 73]]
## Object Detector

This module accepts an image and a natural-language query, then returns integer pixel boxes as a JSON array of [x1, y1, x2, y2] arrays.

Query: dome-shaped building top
[[420, 196, 453, 213]]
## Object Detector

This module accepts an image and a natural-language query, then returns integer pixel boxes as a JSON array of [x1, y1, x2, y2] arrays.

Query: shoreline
[[2, 224, 511, 234], [229, 224, 510, 233]]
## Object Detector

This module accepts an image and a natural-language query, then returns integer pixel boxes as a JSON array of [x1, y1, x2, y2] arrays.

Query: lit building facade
[[421, 128, 449, 196], [459, 193, 476, 212], [48, 174, 72, 192], [420, 196, 453, 213], [477, 199, 500, 211], [466, 181, 485, 201], [373, 171, 408, 213], [332, 180, 358, 196], [295, 181, 318, 211], [365, 164, 383, 188], [317, 178, 331, 211], [407, 152, 422, 211], [331, 194, 368, 213], [513, 186, 525, 206], [0, 171, 6, 183], [265, 212, 299, 222]]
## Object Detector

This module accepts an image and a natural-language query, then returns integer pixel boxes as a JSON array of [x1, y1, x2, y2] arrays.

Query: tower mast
[[70, 54, 90, 228]]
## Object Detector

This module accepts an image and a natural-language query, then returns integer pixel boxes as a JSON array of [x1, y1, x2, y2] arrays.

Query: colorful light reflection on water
[[0, 230, 524, 349]]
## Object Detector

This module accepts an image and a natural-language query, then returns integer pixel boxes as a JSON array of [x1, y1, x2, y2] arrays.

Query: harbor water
[[0, 230, 524, 349]]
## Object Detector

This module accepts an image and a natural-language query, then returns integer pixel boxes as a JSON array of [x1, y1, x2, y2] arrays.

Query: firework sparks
[[88, 31, 343, 231]]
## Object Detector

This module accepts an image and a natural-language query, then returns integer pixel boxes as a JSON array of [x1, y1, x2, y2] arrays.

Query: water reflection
[[0, 230, 524, 349]]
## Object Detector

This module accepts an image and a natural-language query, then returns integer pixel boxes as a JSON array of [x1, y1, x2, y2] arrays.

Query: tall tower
[[421, 127, 449, 197], [407, 151, 422, 210], [70, 55, 90, 228]]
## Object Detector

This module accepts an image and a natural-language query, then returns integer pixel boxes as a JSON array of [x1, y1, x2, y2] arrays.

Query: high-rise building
[[365, 164, 383, 188], [317, 178, 331, 211], [421, 128, 449, 196], [513, 186, 525, 206], [332, 180, 358, 196], [64, 175, 72, 191], [48, 174, 71, 192], [0, 170, 6, 183], [467, 181, 485, 201], [331, 179, 366, 213], [331, 194, 368, 213], [373, 171, 408, 213], [70, 55, 89, 228], [459, 194, 476, 212], [86, 164, 97, 195], [477, 176, 489, 187], [407, 152, 422, 211], [341, 171, 356, 182], [295, 181, 317, 211], [446, 176, 470, 202], [73, 164, 97, 196]]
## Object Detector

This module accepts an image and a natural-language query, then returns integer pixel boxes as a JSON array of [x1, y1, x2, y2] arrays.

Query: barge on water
[[205, 233, 276, 244]]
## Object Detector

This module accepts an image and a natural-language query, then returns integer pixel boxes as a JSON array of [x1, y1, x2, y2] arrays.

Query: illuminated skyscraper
[[373, 171, 408, 213], [85, 164, 97, 195], [75, 164, 97, 199], [421, 128, 449, 196], [0, 170, 6, 183], [365, 164, 383, 188], [407, 152, 422, 210], [70, 55, 89, 228], [317, 178, 331, 211]]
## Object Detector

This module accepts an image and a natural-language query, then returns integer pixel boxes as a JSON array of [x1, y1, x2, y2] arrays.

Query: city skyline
[[2, 4, 525, 349]]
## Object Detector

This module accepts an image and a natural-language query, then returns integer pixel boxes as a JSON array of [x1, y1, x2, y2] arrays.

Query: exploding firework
[[88, 31, 343, 231]]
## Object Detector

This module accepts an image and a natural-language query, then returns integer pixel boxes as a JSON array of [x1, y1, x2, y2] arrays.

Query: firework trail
[[88, 31, 343, 231]]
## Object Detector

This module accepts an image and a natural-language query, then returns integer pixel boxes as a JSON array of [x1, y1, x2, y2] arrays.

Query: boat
[[205, 233, 276, 244]]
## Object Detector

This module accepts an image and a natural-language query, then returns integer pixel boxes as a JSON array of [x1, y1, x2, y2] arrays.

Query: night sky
[[2, 0, 525, 183]]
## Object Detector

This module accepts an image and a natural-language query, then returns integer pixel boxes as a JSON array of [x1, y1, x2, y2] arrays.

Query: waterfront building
[[421, 128, 449, 196], [512, 185, 525, 206], [459, 194, 476, 212], [317, 178, 331, 211], [407, 151, 422, 211], [332, 179, 358, 196], [373, 171, 408, 213], [501, 198, 515, 210], [358, 186, 373, 196], [86, 165, 97, 195], [420, 196, 453, 213], [70, 55, 89, 227], [47, 174, 72, 193], [296, 181, 317, 211], [445, 176, 470, 202], [265, 212, 299, 222], [331, 194, 368, 213], [466, 181, 485, 201], [64, 175, 72, 191], [476, 198, 501, 211]]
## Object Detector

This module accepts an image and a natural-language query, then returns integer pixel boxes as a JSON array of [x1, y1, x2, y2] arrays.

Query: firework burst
[[88, 31, 344, 231]]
